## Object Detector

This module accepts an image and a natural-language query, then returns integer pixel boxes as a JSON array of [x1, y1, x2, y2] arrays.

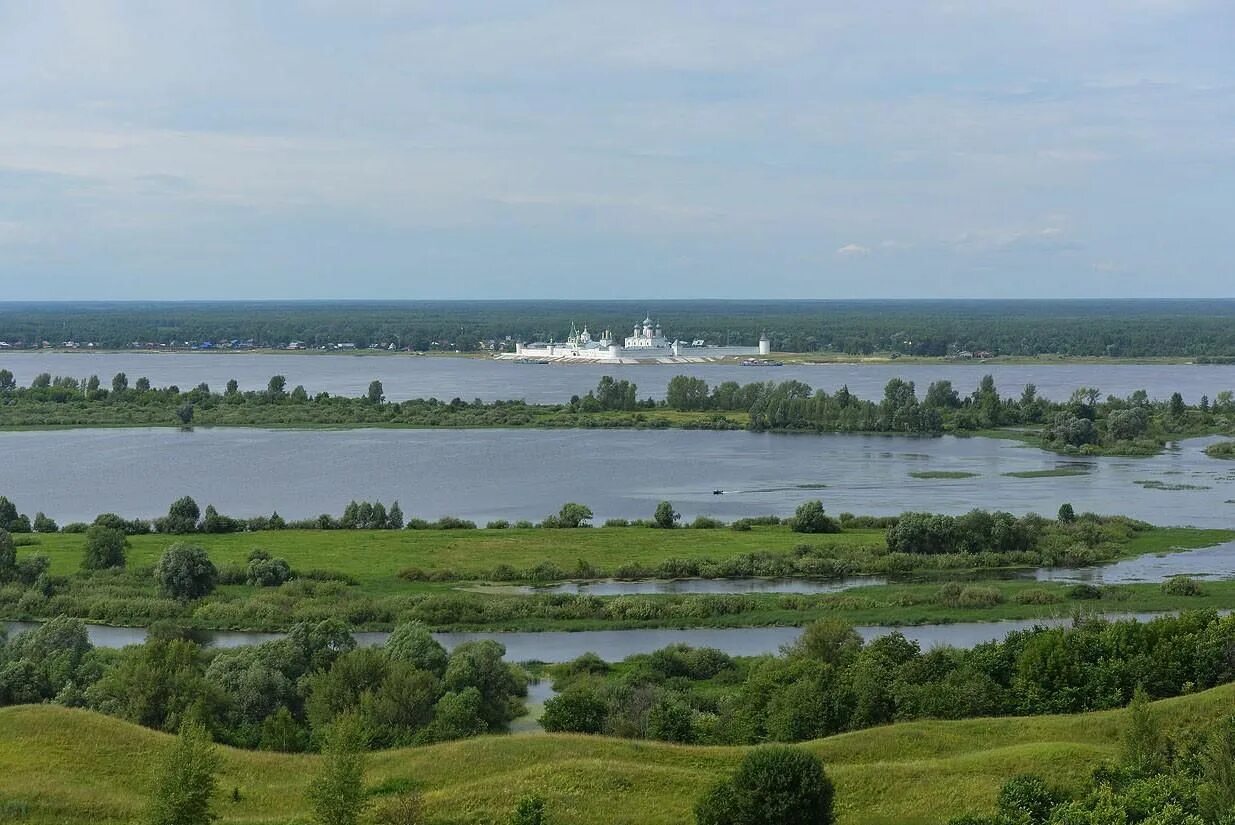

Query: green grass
[[2, 684, 1232, 825], [1002, 468, 1091, 478], [1134, 479, 1211, 491], [8, 525, 1232, 632], [22, 525, 882, 588], [910, 471, 979, 479]]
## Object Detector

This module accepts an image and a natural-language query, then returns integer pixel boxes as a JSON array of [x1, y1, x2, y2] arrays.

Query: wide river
[[2, 613, 1181, 661], [4, 351, 1235, 403], [1, 428, 1232, 526]]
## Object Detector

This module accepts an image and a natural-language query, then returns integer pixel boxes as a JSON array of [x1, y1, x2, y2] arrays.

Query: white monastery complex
[[499, 316, 772, 364]]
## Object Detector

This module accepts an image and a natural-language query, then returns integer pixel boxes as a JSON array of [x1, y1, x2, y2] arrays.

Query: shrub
[[936, 582, 1003, 609], [434, 516, 476, 530], [541, 682, 608, 733], [1162, 575, 1204, 596], [510, 795, 547, 825], [690, 516, 724, 529], [996, 774, 1060, 825], [246, 550, 292, 587], [1013, 589, 1061, 605], [82, 525, 128, 570], [603, 518, 631, 528], [485, 520, 510, 530], [789, 501, 841, 534], [695, 746, 834, 825], [154, 543, 219, 600], [1068, 583, 1103, 600]]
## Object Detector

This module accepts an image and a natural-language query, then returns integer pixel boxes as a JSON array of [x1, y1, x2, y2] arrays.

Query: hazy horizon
[[2, 2, 1232, 301]]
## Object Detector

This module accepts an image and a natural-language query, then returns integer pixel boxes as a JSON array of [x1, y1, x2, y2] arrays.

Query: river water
[[3, 351, 1235, 403], [1, 427, 1233, 525], [3, 613, 1176, 661]]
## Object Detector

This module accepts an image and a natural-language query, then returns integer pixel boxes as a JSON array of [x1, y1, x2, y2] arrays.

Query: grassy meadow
[[1, 683, 1231, 825], [6, 524, 1233, 632]]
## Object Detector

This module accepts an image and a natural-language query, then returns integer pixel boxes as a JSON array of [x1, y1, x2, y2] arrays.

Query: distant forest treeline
[[5, 299, 1235, 356]]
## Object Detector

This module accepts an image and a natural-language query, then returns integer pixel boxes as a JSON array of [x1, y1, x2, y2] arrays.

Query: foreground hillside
[[3, 683, 1232, 825]]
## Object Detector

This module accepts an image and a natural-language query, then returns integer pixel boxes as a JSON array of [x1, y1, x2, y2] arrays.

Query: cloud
[[0, 1, 1232, 298]]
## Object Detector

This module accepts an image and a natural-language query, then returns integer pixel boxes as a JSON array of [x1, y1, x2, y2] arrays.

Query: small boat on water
[[712, 489, 724, 495]]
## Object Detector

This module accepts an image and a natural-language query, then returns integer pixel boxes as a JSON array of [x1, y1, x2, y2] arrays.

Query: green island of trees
[[8, 298, 1235, 357], [2, 369, 1235, 457], [1204, 440, 1235, 459], [1, 494, 1231, 633]]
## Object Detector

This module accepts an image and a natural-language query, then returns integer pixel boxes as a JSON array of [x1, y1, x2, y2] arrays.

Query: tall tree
[[144, 721, 219, 825], [308, 712, 369, 825]]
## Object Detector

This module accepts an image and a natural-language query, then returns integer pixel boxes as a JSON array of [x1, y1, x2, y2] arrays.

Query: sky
[[0, 1, 1232, 300]]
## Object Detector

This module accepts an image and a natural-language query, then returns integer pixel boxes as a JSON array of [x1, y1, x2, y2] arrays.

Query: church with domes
[[623, 316, 672, 349]]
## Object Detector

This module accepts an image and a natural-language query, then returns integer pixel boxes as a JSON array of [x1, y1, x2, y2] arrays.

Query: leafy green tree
[[135, 376, 151, 391], [86, 638, 218, 731], [695, 746, 834, 825], [82, 525, 128, 570], [365, 662, 441, 746], [789, 501, 840, 534], [547, 502, 593, 529], [267, 375, 287, 399], [0, 368, 14, 391], [1058, 502, 1076, 523], [387, 501, 404, 530], [259, 706, 308, 752], [0, 529, 14, 579], [32, 512, 57, 533], [143, 721, 219, 825], [423, 687, 486, 741], [0, 496, 28, 532], [246, 550, 292, 587], [653, 501, 680, 529], [304, 647, 389, 733], [161, 496, 201, 534], [442, 640, 526, 731], [1199, 717, 1235, 822], [225, 379, 239, 396], [541, 682, 608, 733], [789, 620, 861, 667], [176, 403, 195, 425], [112, 372, 128, 393], [385, 622, 448, 677], [367, 380, 385, 404], [1169, 391, 1186, 418], [155, 544, 219, 600], [1122, 686, 1164, 774], [647, 695, 695, 742], [666, 375, 711, 411], [308, 712, 369, 825]]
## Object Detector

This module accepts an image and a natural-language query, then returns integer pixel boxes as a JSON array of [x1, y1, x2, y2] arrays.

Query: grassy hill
[[3, 683, 1232, 825]]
